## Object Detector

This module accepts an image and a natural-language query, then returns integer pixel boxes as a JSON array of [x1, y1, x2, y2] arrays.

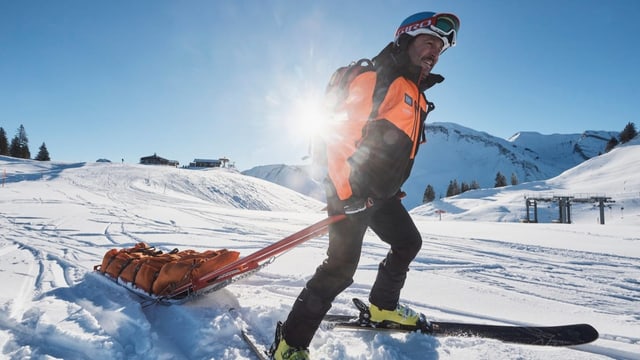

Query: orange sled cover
[[96, 242, 240, 297]]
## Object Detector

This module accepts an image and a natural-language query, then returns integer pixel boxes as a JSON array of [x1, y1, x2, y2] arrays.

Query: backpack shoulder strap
[[325, 59, 375, 111], [327, 59, 374, 91]]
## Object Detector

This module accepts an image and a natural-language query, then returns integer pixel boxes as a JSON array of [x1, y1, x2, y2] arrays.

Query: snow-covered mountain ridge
[[243, 122, 619, 209]]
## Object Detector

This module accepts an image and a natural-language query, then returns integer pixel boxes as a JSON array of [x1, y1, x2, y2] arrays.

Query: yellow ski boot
[[369, 303, 421, 327], [269, 321, 310, 360]]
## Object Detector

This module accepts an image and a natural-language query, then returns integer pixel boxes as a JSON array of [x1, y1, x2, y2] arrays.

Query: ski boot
[[369, 302, 421, 326], [269, 321, 310, 360], [352, 298, 432, 332]]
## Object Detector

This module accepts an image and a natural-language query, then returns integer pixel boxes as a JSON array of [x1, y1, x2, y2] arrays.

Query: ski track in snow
[[417, 233, 640, 315], [0, 159, 639, 359]]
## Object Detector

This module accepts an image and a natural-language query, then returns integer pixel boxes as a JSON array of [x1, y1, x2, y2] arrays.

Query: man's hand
[[343, 197, 374, 215]]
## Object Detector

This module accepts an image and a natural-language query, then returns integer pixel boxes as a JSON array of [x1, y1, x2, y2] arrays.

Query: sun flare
[[286, 94, 331, 142]]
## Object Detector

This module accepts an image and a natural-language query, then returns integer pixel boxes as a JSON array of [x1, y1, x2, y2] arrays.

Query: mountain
[[507, 129, 617, 172], [241, 164, 325, 201], [243, 122, 618, 209]]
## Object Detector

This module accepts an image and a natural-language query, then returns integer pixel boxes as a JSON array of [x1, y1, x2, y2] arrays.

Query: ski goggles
[[394, 12, 460, 52]]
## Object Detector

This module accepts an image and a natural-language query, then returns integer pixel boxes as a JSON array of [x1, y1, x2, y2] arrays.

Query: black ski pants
[[282, 196, 422, 348]]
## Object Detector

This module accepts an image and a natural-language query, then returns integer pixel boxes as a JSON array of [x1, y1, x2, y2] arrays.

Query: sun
[[286, 93, 330, 141]]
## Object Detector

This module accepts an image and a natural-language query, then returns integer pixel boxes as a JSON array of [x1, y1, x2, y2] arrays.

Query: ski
[[241, 328, 271, 360], [323, 298, 599, 347]]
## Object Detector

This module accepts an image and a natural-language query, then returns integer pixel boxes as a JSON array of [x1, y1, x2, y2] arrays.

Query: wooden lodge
[[139, 153, 179, 167]]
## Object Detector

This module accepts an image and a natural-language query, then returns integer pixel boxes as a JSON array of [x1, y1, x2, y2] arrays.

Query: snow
[[1, 143, 639, 359]]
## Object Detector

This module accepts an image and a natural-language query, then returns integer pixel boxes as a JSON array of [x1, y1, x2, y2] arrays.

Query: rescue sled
[[94, 214, 345, 304]]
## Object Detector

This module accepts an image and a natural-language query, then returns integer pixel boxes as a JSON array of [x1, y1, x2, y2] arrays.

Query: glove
[[343, 197, 374, 215]]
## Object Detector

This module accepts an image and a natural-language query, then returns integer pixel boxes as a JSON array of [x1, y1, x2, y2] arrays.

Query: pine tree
[[0, 127, 9, 155], [619, 122, 637, 144], [604, 136, 619, 153], [460, 181, 470, 193], [494, 171, 507, 187], [9, 137, 21, 158], [510, 172, 518, 186], [470, 180, 480, 190], [422, 184, 435, 203], [9, 125, 30, 159], [446, 179, 460, 197], [35, 142, 51, 161]]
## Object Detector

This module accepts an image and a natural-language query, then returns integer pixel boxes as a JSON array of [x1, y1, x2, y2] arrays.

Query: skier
[[271, 11, 460, 359]]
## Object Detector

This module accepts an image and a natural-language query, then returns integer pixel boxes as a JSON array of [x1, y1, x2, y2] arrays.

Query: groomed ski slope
[[0, 144, 639, 359]]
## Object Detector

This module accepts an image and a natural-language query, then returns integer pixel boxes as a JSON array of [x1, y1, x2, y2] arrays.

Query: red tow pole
[[175, 214, 346, 295]]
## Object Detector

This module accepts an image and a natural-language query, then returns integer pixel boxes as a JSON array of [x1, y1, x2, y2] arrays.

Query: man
[[271, 11, 460, 359]]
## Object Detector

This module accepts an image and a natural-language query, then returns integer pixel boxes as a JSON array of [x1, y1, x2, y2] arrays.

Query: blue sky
[[1, 1, 639, 170]]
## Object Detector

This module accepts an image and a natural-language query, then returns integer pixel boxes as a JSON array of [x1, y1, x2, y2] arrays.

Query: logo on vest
[[404, 93, 413, 106]]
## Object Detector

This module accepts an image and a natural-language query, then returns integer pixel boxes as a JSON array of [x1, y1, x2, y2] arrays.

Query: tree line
[[0, 124, 51, 161], [422, 171, 518, 204]]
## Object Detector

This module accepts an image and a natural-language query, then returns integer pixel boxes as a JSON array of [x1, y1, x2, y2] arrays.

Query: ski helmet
[[394, 12, 460, 52]]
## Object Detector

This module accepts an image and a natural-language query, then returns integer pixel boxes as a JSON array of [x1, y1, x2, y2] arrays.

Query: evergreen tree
[[9, 137, 21, 158], [9, 125, 30, 159], [494, 171, 507, 187], [460, 181, 470, 193], [470, 180, 480, 190], [0, 127, 8, 155], [510, 172, 518, 186], [604, 136, 619, 153], [35, 142, 51, 161], [446, 179, 460, 197], [422, 184, 435, 203], [619, 122, 637, 144]]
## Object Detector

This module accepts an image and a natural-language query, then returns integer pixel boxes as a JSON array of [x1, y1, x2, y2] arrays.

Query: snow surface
[[1, 143, 639, 359]]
